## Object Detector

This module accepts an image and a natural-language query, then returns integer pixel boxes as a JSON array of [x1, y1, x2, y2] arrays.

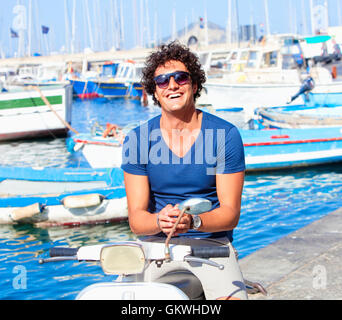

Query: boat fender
[[62, 194, 104, 209], [11, 203, 45, 222], [73, 142, 84, 152], [66, 137, 77, 153]]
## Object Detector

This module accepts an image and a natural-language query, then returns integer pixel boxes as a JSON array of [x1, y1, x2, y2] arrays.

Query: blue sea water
[[1, 98, 342, 299]]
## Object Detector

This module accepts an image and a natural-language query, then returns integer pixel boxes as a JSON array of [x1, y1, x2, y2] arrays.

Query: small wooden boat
[[0, 166, 127, 227]]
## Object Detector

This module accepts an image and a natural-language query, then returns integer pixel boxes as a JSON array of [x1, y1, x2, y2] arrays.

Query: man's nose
[[168, 76, 179, 89]]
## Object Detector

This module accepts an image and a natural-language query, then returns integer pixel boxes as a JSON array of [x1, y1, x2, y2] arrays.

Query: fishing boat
[[255, 99, 342, 129], [0, 84, 73, 141], [200, 43, 342, 114], [241, 126, 342, 171], [68, 112, 342, 172], [0, 166, 127, 227], [5, 63, 69, 87], [70, 61, 144, 100]]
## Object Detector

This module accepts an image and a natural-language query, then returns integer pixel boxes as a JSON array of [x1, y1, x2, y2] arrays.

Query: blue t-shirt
[[121, 110, 245, 241]]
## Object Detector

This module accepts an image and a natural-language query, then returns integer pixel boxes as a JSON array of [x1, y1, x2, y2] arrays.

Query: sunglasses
[[154, 71, 191, 89]]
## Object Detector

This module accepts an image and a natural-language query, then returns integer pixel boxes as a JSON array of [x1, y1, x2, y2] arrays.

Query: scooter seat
[[156, 271, 205, 300]]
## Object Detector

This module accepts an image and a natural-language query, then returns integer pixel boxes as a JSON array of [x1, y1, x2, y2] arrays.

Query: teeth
[[169, 94, 181, 99]]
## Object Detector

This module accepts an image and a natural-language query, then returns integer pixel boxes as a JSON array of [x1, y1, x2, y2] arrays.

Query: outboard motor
[[287, 76, 315, 104]]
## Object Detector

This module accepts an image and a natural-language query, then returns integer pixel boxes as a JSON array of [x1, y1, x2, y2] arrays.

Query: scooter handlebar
[[50, 247, 79, 257], [191, 246, 230, 259]]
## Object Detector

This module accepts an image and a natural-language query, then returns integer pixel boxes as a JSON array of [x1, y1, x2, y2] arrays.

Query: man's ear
[[193, 83, 198, 95]]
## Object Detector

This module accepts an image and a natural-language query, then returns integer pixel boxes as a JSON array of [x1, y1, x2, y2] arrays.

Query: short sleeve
[[121, 129, 148, 176], [216, 126, 245, 174]]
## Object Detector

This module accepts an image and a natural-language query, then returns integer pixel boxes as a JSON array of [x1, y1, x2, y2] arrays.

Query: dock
[[240, 208, 342, 300]]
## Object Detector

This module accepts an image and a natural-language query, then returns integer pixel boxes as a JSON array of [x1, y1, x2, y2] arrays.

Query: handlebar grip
[[50, 247, 79, 257], [191, 246, 230, 259]]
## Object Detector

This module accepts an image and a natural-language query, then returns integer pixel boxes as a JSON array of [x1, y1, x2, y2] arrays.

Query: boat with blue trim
[[70, 61, 144, 100], [67, 117, 342, 172], [0, 166, 127, 226]]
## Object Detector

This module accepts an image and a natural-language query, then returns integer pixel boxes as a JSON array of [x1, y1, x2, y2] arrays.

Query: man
[[121, 41, 247, 300]]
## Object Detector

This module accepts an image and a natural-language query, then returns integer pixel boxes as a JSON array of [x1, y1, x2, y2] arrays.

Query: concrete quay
[[239, 208, 342, 300]]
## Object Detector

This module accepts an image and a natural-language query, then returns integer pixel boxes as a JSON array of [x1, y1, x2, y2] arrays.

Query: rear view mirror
[[178, 198, 212, 215], [100, 243, 145, 275]]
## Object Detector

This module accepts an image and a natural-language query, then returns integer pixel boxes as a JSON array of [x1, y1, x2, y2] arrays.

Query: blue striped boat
[[0, 166, 127, 226]]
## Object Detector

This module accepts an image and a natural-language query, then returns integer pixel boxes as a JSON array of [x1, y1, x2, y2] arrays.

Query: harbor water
[[1, 98, 342, 299]]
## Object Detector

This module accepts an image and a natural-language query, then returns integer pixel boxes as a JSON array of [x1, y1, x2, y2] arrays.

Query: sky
[[1, 0, 342, 58]]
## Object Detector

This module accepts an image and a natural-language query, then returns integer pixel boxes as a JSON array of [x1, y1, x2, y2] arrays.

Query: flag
[[199, 17, 204, 29], [10, 28, 18, 38], [42, 25, 49, 34]]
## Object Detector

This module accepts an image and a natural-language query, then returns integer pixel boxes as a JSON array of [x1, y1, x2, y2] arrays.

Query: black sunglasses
[[154, 71, 191, 89]]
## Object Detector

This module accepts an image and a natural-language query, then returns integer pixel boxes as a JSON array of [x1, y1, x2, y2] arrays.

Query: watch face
[[193, 215, 202, 229]]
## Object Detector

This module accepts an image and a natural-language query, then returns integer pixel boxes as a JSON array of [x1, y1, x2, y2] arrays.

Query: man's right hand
[[157, 204, 192, 236]]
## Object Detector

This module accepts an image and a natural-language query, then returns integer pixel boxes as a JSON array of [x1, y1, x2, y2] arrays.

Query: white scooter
[[39, 198, 266, 300]]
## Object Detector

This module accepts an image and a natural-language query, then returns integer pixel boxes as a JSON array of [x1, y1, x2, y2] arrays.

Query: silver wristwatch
[[192, 215, 202, 230]]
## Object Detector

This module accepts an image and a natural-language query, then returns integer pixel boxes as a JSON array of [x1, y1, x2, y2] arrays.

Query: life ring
[[102, 123, 121, 138]]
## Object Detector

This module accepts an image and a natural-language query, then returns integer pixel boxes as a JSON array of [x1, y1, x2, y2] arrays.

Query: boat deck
[[240, 207, 342, 300]]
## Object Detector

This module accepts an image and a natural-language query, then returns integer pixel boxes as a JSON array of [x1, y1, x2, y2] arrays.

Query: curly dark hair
[[141, 41, 206, 106]]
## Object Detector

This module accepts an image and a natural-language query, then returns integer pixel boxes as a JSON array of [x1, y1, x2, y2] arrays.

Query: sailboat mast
[[172, 3, 176, 41], [310, 0, 315, 35], [133, 0, 139, 47], [110, 0, 115, 49], [301, 0, 308, 35], [226, 0, 232, 46], [85, 0, 94, 50], [324, 0, 329, 31], [338, 0, 342, 26], [27, 0, 32, 56], [204, 3, 209, 47], [139, 0, 144, 47], [64, 0, 70, 53], [235, 0, 240, 47], [264, 0, 270, 36], [145, 0, 151, 48], [119, 0, 125, 48], [71, 0, 76, 53]]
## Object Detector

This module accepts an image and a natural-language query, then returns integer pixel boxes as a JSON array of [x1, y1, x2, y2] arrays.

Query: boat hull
[[0, 166, 127, 226], [73, 134, 123, 168], [0, 84, 73, 141], [71, 127, 342, 172], [203, 81, 342, 114], [241, 126, 342, 171], [97, 81, 143, 99], [70, 80, 102, 99], [70, 79, 143, 100]]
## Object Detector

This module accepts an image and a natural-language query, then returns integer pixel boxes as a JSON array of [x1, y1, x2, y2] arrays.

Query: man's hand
[[157, 204, 192, 236]]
